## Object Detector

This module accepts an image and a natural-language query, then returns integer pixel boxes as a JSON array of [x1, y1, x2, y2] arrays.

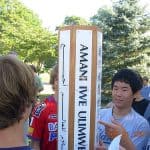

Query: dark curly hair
[[111, 68, 143, 94]]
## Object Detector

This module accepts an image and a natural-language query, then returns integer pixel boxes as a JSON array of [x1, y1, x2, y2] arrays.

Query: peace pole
[[58, 25, 102, 150]]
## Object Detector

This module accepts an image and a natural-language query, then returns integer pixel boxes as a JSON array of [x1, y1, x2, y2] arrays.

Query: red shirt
[[28, 96, 57, 150]]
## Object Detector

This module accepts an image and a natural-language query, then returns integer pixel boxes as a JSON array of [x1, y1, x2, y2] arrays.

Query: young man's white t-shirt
[[98, 108, 150, 150]]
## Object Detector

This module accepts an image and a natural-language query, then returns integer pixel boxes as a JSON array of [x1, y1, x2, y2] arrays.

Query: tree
[[63, 16, 90, 25], [91, 0, 150, 102], [0, 0, 58, 71]]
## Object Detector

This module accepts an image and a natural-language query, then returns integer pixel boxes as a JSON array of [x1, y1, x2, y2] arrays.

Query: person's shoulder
[[138, 98, 150, 106], [132, 109, 143, 118], [132, 109, 149, 126], [0, 146, 31, 150], [32, 100, 47, 117], [46, 95, 56, 103], [98, 108, 112, 121], [142, 86, 150, 90], [100, 108, 112, 115], [41, 95, 57, 109], [100, 107, 112, 111], [143, 99, 150, 106]]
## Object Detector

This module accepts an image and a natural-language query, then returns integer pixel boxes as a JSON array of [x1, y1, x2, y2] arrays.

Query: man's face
[[112, 81, 135, 109]]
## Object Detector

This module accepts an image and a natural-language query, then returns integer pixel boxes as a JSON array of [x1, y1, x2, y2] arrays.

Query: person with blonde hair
[[28, 64, 58, 150], [29, 65, 44, 93], [0, 56, 36, 150]]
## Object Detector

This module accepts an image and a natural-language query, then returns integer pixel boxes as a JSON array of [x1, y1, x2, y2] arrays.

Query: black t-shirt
[[132, 98, 150, 116]]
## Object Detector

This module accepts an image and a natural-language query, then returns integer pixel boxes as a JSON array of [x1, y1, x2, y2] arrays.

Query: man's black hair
[[111, 68, 143, 94]]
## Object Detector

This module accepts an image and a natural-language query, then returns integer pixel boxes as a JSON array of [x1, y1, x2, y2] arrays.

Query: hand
[[119, 145, 126, 150], [98, 119, 128, 139], [95, 141, 106, 150], [95, 141, 126, 150], [98, 120, 134, 150]]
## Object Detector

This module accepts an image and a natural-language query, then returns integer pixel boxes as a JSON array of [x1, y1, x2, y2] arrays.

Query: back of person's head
[[0, 56, 36, 129], [111, 68, 143, 94], [50, 64, 58, 90], [30, 64, 37, 73]]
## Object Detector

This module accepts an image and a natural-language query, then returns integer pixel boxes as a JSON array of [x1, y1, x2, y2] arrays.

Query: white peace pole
[[58, 26, 102, 150]]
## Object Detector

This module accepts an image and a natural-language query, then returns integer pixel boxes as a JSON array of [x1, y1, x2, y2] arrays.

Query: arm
[[28, 103, 46, 150], [95, 141, 106, 150], [30, 140, 40, 150], [99, 119, 135, 150]]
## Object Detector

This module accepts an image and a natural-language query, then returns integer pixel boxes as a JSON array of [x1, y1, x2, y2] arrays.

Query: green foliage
[[55, 15, 91, 31], [91, 0, 150, 101], [63, 16, 90, 25], [0, 0, 58, 70]]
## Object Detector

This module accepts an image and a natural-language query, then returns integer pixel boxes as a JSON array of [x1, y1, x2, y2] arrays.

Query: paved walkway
[[40, 83, 54, 95]]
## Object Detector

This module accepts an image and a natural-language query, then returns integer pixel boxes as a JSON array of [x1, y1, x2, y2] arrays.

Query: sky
[[21, 0, 149, 32]]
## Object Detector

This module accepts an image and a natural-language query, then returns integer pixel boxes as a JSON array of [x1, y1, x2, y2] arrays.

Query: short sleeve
[[28, 103, 47, 140]]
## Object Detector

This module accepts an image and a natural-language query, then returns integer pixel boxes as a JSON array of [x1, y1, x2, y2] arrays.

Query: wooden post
[[58, 25, 102, 150]]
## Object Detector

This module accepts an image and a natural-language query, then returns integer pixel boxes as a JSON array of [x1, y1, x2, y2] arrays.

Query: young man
[[0, 56, 36, 149], [97, 69, 150, 150], [28, 64, 58, 150]]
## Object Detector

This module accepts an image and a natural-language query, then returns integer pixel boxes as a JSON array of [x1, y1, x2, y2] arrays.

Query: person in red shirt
[[28, 64, 58, 150]]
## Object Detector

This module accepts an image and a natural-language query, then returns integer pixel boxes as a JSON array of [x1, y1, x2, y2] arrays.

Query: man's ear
[[133, 90, 140, 99]]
